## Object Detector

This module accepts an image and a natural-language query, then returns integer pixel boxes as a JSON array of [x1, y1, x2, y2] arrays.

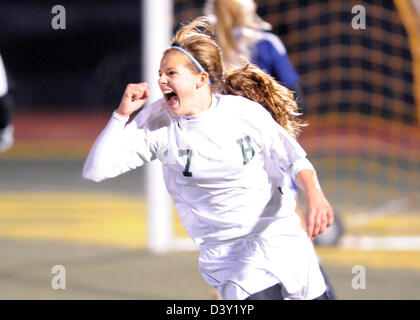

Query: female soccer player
[[83, 17, 334, 300]]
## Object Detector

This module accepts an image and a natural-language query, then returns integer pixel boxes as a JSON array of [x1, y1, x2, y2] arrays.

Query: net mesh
[[172, 0, 420, 215]]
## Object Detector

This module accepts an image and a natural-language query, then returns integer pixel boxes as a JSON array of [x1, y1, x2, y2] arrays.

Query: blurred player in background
[[204, 0, 304, 102], [83, 17, 334, 300], [205, 0, 337, 299], [0, 52, 14, 152]]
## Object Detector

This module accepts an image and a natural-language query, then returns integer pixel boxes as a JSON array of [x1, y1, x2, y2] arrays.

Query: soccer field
[[1, 237, 420, 300], [0, 112, 419, 300], [1, 164, 420, 300]]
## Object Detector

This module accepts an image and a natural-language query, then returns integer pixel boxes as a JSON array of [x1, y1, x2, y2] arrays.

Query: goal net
[[149, 0, 420, 251]]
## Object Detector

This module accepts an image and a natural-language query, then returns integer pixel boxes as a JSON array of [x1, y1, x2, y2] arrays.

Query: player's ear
[[196, 72, 210, 89]]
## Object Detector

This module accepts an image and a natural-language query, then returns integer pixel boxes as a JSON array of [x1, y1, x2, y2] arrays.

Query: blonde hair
[[165, 17, 305, 137], [224, 64, 306, 138], [204, 0, 271, 68]]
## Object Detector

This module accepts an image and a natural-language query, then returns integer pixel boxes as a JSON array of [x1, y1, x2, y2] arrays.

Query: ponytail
[[223, 64, 306, 138]]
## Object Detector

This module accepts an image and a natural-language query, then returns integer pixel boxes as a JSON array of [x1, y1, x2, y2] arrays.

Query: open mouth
[[164, 90, 178, 103]]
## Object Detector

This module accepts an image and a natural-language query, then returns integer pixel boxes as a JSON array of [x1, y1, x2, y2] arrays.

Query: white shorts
[[199, 216, 326, 300]]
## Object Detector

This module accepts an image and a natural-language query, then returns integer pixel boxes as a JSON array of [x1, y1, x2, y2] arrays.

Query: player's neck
[[186, 88, 212, 116]]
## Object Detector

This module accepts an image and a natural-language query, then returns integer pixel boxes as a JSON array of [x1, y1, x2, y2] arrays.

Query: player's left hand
[[305, 190, 334, 240]]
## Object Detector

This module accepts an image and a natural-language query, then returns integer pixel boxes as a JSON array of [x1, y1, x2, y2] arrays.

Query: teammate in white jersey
[[83, 17, 334, 300], [0, 53, 14, 152]]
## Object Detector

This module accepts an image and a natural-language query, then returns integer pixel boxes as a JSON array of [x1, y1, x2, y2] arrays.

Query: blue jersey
[[231, 28, 299, 90], [251, 32, 299, 89]]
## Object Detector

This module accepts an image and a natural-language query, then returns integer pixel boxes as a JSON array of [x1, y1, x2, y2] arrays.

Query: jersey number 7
[[178, 149, 193, 177]]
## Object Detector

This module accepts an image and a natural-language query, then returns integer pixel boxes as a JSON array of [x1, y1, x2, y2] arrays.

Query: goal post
[[142, 0, 173, 254], [141, 0, 198, 254]]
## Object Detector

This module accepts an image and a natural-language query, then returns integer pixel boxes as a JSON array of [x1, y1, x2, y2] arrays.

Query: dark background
[[1, 0, 418, 206], [1, 0, 142, 111]]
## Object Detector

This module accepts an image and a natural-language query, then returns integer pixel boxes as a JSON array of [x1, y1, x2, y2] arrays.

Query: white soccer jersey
[[83, 94, 326, 299]]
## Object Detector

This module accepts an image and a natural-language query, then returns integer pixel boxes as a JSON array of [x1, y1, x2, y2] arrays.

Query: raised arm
[[82, 83, 153, 182]]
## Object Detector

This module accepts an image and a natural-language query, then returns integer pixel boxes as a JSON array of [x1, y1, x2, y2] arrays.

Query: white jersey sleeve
[[82, 99, 169, 182]]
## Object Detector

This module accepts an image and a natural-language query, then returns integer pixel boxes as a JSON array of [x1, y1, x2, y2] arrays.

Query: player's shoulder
[[217, 94, 273, 124], [258, 31, 287, 55], [217, 94, 261, 112]]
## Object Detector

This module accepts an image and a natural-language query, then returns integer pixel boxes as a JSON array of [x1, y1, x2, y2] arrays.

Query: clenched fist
[[116, 83, 150, 118]]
